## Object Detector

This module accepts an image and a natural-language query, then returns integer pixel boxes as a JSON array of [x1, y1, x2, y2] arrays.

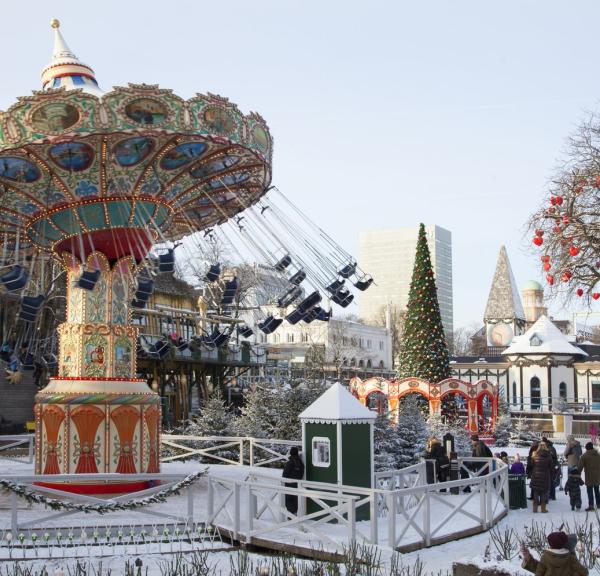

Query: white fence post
[[423, 489, 431, 547], [479, 479, 487, 528], [207, 477, 214, 520], [11, 490, 18, 534], [246, 483, 254, 543], [187, 483, 194, 525], [387, 492, 396, 548], [249, 439, 254, 467], [233, 482, 241, 541], [348, 498, 356, 544], [241, 439, 246, 466], [370, 494, 378, 545], [486, 478, 493, 525]]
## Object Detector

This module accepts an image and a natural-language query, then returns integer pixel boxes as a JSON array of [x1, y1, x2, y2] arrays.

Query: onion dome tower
[[0, 21, 272, 490]]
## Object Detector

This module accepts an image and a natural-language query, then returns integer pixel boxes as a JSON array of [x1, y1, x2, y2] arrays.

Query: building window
[[359, 338, 364, 348], [379, 341, 383, 351], [592, 381, 600, 410], [367, 339, 372, 349], [274, 333, 280, 343], [358, 359, 364, 368], [529, 333, 542, 347], [559, 382, 567, 399], [301, 333, 308, 343], [379, 360, 384, 369], [311, 437, 330, 468], [530, 376, 541, 410], [367, 359, 372, 368], [287, 333, 294, 343]]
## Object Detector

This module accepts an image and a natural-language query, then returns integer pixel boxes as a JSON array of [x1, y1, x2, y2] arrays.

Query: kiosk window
[[312, 437, 330, 467]]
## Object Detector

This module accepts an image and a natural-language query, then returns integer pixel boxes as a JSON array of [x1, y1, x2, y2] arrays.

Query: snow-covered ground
[[0, 442, 591, 575]]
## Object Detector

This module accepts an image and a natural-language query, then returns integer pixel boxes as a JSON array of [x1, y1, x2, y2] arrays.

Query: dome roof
[[522, 280, 543, 292]]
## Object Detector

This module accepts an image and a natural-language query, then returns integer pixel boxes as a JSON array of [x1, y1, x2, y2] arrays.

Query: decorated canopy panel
[[0, 85, 272, 253]]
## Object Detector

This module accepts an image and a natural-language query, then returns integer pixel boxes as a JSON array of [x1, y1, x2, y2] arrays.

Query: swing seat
[[338, 262, 357, 279], [326, 279, 345, 294], [149, 339, 170, 359], [203, 331, 229, 348], [314, 307, 332, 322], [258, 316, 283, 334], [274, 254, 292, 272], [0, 265, 29, 292], [19, 294, 45, 322], [285, 308, 306, 325], [297, 291, 322, 313], [158, 250, 175, 273], [19, 352, 35, 370], [277, 286, 302, 308], [131, 279, 154, 308], [205, 263, 221, 283], [354, 276, 373, 291], [331, 290, 354, 307], [237, 325, 254, 338], [289, 269, 306, 286], [77, 269, 101, 291], [175, 337, 188, 351], [220, 277, 238, 306]]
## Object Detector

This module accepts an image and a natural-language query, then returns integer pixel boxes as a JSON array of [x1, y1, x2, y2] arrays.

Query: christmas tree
[[373, 411, 400, 471], [398, 224, 450, 383], [396, 395, 429, 468], [509, 415, 536, 447]]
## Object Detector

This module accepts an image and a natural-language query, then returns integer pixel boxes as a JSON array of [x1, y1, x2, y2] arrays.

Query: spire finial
[[41, 20, 103, 96]]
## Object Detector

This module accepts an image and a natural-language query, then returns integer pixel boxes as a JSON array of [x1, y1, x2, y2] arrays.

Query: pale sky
[[1, 0, 599, 330]]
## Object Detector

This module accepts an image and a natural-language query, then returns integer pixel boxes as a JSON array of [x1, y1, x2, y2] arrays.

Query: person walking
[[282, 447, 304, 515], [530, 441, 553, 513], [564, 435, 582, 468], [577, 442, 600, 512]]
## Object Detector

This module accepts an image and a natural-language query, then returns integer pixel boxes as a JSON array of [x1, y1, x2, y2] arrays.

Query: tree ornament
[[546, 274, 554, 285], [576, 288, 584, 297], [543, 262, 551, 272], [532, 236, 543, 247], [569, 246, 580, 257], [553, 225, 562, 234], [593, 293, 600, 300], [534, 229, 544, 237], [561, 271, 572, 282], [540, 255, 550, 263]]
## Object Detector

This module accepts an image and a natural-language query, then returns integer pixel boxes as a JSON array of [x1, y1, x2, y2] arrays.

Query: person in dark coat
[[282, 447, 304, 514], [577, 442, 600, 511], [521, 531, 588, 575], [526, 440, 540, 499], [530, 441, 554, 513], [542, 437, 559, 500], [425, 437, 450, 483], [564, 466, 584, 511], [470, 434, 493, 475]]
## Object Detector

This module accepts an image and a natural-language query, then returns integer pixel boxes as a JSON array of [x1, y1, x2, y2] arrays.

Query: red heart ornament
[[569, 246, 580, 257], [593, 293, 600, 300], [533, 237, 543, 246], [577, 288, 584, 297]]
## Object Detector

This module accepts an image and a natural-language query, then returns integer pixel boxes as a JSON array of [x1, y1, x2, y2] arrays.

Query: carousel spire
[[41, 19, 104, 96]]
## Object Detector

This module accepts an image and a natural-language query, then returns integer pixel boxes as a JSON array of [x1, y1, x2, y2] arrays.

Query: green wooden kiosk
[[299, 383, 376, 520]]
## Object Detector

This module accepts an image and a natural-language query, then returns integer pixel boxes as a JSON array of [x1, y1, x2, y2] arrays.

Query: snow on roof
[[299, 382, 376, 422], [503, 315, 587, 356]]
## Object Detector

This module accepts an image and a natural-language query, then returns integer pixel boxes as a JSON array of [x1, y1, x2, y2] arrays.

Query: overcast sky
[[1, 0, 599, 330]]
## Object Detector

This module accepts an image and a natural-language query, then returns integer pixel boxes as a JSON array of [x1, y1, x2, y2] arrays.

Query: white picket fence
[[161, 434, 301, 467]]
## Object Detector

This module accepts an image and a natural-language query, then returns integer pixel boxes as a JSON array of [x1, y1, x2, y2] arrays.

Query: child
[[564, 466, 584, 511]]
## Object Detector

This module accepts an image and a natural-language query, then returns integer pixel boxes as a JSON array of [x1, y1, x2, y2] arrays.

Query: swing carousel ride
[[0, 21, 373, 488]]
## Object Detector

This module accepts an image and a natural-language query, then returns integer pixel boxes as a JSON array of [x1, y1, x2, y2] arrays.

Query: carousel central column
[[35, 252, 161, 490]]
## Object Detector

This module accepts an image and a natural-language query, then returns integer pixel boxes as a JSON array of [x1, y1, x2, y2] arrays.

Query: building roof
[[299, 382, 376, 422], [153, 271, 198, 298], [484, 246, 526, 322], [522, 280, 543, 292], [502, 315, 587, 356]]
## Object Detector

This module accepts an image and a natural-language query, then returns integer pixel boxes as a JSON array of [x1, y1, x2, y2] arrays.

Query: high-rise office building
[[358, 226, 453, 338]]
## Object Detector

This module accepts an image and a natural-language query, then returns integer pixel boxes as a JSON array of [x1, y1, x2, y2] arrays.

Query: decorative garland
[[0, 469, 207, 515]]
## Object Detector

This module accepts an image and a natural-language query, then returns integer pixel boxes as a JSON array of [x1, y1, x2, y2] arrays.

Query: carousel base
[[34, 377, 162, 486], [34, 479, 155, 495]]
